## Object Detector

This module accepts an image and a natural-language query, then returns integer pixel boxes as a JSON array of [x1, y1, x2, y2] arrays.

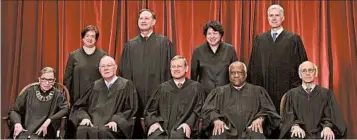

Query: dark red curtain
[[2, 0, 357, 138]]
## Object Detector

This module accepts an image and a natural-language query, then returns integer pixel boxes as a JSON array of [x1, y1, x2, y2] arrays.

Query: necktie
[[108, 83, 113, 89], [272, 32, 278, 41], [306, 88, 312, 94], [177, 83, 183, 88]]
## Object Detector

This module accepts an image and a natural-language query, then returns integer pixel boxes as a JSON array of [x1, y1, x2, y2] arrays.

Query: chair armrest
[[140, 117, 146, 134], [59, 116, 67, 139]]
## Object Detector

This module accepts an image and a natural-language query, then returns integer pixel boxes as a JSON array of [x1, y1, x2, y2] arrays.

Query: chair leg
[[59, 116, 67, 139], [140, 117, 146, 138], [131, 117, 136, 138]]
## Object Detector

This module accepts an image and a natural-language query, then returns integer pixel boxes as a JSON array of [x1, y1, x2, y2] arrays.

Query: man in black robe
[[144, 55, 205, 139], [247, 4, 308, 113], [119, 9, 175, 137], [70, 56, 138, 139], [202, 61, 281, 139], [9, 67, 69, 139], [279, 61, 346, 139]]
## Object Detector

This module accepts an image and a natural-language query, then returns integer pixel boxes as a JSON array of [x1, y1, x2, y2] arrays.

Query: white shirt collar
[[271, 27, 284, 37], [173, 78, 185, 87], [232, 83, 246, 90], [82, 46, 96, 55], [104, 76, 118, 88], [302, 83, 316, 91], [140, 31, 153, 38]]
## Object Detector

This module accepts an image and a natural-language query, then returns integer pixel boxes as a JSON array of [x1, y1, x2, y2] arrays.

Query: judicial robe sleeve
[[321, 90, 347, 138], [247, 36, 264, 87], [69, 84, 93, 126], [110, 81, 138, 138], [251, 87, 281, 134], [9, 90, 29, 124], [162, 40, 175, 82], [49, 93, 70, 120], [184, 84, 206, 128], [201, 88, 226, 129], [63, 52, 74, 95], [119, 43, 132, 80], [144, 86, 166, 127], [290, 35, 308, 88], [191, 49, 199, 81]]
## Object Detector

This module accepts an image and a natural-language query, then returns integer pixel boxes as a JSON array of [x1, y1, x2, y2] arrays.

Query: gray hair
[[229, 61, 247, 74], [40, 67, 56, 75], [100, 55, 117, 65], [298, 61, 318, 77], [171, 55, 188, 66], [267, 4, 284, 17]]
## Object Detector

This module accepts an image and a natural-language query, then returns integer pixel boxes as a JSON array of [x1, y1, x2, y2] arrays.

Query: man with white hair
[[70, 56, 138, 139], [247, 4, 308, 113], [279, 61, 346, 139], [201, 61, 281, 138]]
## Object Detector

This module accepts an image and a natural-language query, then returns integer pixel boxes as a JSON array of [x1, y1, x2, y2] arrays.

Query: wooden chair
[[2, 82, 70, 139], [280, 93, 287, 115]]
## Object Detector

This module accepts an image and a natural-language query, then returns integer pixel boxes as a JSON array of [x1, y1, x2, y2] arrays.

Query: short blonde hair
[[170, 55, 188, 66]]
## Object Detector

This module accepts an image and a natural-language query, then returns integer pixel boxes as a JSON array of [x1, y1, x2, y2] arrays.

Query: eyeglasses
[[99, 64, 116, 69], [300, 68, 316, 74], [39, 78, 55, 84]]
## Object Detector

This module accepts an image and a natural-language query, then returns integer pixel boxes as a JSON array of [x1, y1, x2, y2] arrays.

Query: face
[[82, 30, 97, 47], [170, 59, 188, 79], [229, 64, 247, 87], [299, 63, 317, 83], [206, 28, 222, 47], [138, 11, 156, 31], [267, 8, 284, 28], [38, 72, 55, 92], [99, 57, 117, 80]]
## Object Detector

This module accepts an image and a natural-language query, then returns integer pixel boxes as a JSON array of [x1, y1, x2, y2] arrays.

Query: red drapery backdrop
[[2, 0, 357, 138]]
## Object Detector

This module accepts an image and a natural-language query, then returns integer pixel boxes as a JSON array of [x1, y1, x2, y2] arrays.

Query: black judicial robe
[[70, 77, 138, 138], [144, 79, 205, 138], [8, 85, 69, 139], [64, 47, 106, 105], [191, 42, 238, 94], [120, 33, 175, 116], [279, 85, 347, 139], [201, 83, 281, 138], [247, 30, 308, 112]]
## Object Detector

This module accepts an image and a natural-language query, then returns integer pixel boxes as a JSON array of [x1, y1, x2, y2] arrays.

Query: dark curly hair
[[202, 21, 224, 37]]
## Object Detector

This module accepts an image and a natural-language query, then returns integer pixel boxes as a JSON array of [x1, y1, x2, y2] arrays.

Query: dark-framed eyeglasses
[[39, 78, 56, 84]]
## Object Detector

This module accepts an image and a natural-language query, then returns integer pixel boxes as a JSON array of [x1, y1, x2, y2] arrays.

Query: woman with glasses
[[64, 25, 107, 105], [9, 67, 69, 139]]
